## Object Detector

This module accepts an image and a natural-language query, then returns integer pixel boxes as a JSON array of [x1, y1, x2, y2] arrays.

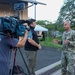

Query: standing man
[[54, 21, 75, 75], [25, 19, 41, 75]]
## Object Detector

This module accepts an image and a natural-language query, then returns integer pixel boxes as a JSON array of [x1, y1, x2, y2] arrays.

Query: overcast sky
[[28, 0, 64, 22]]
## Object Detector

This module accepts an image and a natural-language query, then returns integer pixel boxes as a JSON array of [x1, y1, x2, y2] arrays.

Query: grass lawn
[[40, 36, 62, 49]]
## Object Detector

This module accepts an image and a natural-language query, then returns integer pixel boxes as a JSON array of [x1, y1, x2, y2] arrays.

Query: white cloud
[[28, 0, 64, 22]]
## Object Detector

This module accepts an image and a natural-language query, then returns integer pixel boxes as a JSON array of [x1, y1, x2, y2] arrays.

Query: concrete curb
[[35, 60, 61, 75]]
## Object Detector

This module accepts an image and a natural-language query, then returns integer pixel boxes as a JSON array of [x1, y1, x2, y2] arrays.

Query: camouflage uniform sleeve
[[69, 31, 75, 47]]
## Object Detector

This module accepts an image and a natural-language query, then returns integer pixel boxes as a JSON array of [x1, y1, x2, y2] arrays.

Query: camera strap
[[7, 32, 20, 75]]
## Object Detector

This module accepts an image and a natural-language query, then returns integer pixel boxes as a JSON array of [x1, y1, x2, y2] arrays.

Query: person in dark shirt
[[25, 19, 42, 75]]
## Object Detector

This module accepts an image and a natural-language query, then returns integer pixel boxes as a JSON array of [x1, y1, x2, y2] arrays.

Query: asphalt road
[[36, 46, 61, 70], [10, 46, 61, 74]]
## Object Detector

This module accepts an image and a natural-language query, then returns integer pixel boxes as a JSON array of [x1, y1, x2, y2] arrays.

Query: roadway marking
[[35, 60, 61, 75]]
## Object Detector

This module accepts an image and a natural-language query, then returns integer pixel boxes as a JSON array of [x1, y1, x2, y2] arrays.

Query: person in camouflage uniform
[[54, 21, 75, 75]]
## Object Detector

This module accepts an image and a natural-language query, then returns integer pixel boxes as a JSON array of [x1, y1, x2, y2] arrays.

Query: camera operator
[[25, 19, 42, 75], [0, 22, 29, 75]]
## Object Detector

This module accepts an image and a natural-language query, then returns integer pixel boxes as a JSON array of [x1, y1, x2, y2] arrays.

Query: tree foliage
[[36, 20, 64, 32], [36, 20, 52, 25], [57, 0, 75, 26]]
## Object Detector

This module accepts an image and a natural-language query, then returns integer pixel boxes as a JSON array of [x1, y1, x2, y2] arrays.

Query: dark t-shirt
[[0, 35, 18, 75]]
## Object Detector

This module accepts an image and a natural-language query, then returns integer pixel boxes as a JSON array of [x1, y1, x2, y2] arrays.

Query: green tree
[[57, 0, 75, 26], [36, 20, 52, 25]]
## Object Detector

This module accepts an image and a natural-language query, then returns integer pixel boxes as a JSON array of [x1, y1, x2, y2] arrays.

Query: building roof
[[0, 0, 46, 5]]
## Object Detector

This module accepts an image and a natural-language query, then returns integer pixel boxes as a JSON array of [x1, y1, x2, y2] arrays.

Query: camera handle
[[14, 10, 20, 20]]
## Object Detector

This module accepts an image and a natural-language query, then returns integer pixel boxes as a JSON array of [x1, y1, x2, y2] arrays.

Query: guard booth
[[0, 0, 46, 19]]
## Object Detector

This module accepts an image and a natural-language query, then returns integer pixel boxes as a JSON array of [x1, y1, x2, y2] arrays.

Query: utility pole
[[34, 0, 36, 20]]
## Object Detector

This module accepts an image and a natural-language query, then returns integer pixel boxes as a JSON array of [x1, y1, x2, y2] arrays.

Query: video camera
[[0, 16, 30, 37]]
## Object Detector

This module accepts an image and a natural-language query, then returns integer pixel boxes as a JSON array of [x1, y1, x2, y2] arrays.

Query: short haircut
[[64, 20, 71, 25], [28, 19, 36, 24]]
